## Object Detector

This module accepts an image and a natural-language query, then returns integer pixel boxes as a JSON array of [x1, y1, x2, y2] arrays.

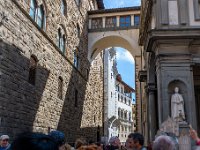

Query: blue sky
[[115, 48, 136, 102], [104, 0, 141, 9], [116, 48, 135, 89]]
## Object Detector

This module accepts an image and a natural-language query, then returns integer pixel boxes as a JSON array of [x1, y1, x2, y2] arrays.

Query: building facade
[[139, 0, 200, 144], [116, 74, 134, 143], [0, 0, 104, 142], [103, 48, 119, 140], [103, 48, 135, 143]]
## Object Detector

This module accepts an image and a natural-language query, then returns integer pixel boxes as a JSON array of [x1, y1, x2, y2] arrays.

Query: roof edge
[[88, 6, 141, 15]]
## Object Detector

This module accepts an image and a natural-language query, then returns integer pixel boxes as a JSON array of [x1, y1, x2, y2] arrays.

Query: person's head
[[75, 138, 87, 149], [0, 135, 9, 147], [174, 87, 179, 93], [78, 145, 98, 150], [95, 142, 103, 150], [128, 133, 144, 149], [60, 143, 71, 150], [11, 132, 59, 150], [109, 136, 120, 147], [49, 130, 66, 148], [125, 138, 131, 150], [153, 135, 175, 150]]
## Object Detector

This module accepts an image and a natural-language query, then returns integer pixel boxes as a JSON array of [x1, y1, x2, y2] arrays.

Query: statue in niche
[[171, 87, 185, 122]]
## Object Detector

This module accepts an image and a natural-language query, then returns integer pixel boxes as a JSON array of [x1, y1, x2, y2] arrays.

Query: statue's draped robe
[[171, 93, 185, 121]]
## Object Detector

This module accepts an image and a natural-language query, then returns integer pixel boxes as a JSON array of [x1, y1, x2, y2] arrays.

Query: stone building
[[0, 0, 104, 143], [116, 74, 134, 143], [103, 47, 119, 140], [103, 47, 134, 143], [139, 0, 200, 144]]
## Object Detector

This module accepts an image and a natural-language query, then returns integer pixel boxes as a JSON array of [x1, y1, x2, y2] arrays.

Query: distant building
[[116, 74, 135, 143], [103, 48, 119, 140], [103, 48, 135, 143]]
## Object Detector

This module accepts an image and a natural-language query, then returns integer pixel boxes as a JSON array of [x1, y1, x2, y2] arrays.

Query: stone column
[[131, 15, 134, 26], [89, 19, 92, 29], [147, 84, 157, 142], [116, 16, 120, 27], [102, 17, 106, 28]]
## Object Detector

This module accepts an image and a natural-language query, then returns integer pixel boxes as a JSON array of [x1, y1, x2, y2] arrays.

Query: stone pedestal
[[178, 123, 191, 150], [156, 117, 194, 150]]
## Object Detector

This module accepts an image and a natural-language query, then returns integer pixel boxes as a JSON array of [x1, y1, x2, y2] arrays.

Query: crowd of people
[[0, 128, 200, 150]]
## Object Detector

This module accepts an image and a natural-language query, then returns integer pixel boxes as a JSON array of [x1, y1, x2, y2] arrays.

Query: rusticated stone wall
[[0, 0, 103, 143]]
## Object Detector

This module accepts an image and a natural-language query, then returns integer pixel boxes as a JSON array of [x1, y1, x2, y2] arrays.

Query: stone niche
[[168, 80, 188, 121]]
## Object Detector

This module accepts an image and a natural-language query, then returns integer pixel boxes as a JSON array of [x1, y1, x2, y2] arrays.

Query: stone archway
[[88, 31, 141, 62], [88, 30, 143, 137]]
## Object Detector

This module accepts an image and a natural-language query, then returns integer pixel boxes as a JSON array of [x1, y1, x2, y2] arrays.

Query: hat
[[109, 136, 118, 144], [48, 130, 65, 146], [0, 135, 9, 140]]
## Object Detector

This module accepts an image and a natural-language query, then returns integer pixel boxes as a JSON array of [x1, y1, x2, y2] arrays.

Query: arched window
[[124, 112, 127, 120], [61, 0, 67, 15], [29, 55, 37, 85], [58, 77, 63, 99], [57, 28, 66, 53], [76, 0, 81, 6], [77, 24, 80, 38], [29, 0, 37, 19], [75, 89, 78, 107], [74, 48, 79, 68], [36, 5, 45, 28], [118, 108, 120, 118], [121, 110, 123, 119], [129, 112, 131, 121], [29, 0, 46, 30]]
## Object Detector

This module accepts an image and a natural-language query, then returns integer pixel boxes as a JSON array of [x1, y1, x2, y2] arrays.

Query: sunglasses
[[2, 139, 9, 141]]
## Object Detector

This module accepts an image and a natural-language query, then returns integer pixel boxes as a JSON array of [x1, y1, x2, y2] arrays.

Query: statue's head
[[174, 87, 179, 93]]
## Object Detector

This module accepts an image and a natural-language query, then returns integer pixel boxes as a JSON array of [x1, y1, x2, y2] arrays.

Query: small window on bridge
[[105, 17, 116, 28], [120, 15, 131, 27], [134, 15, 140, 26], [91, 18, 102, 29]]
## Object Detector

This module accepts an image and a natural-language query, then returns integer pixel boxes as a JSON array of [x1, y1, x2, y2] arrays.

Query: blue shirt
[[0, 144, 11, 150]]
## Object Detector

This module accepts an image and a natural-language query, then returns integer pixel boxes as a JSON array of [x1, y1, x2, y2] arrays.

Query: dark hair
[[128, 133, 144, 146], [11, 132, 59, 150]]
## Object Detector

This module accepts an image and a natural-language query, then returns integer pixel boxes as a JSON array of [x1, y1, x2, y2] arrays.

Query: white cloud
[[116, 48, 135, 64]]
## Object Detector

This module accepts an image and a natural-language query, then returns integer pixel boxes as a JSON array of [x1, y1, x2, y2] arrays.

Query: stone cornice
[[88, 6, 141, 15], [88, 25, 139, 32], [138, 70, 147, 82], [145, 29, 200, 52], [139, 0, 153, 46]]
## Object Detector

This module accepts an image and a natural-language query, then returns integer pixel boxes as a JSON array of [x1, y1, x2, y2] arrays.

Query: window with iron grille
[[29, 55, 37, 85], [105, 17, 116, 28], [58, 77, 63, 99], [75, 89, 78, 107], [120, 15, 131, 27], [91, 18, 102, 29], [134, 15, 140, 26]]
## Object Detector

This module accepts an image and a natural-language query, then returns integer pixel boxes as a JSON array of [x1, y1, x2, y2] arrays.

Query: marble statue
[[171, 87, 185, 122]]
